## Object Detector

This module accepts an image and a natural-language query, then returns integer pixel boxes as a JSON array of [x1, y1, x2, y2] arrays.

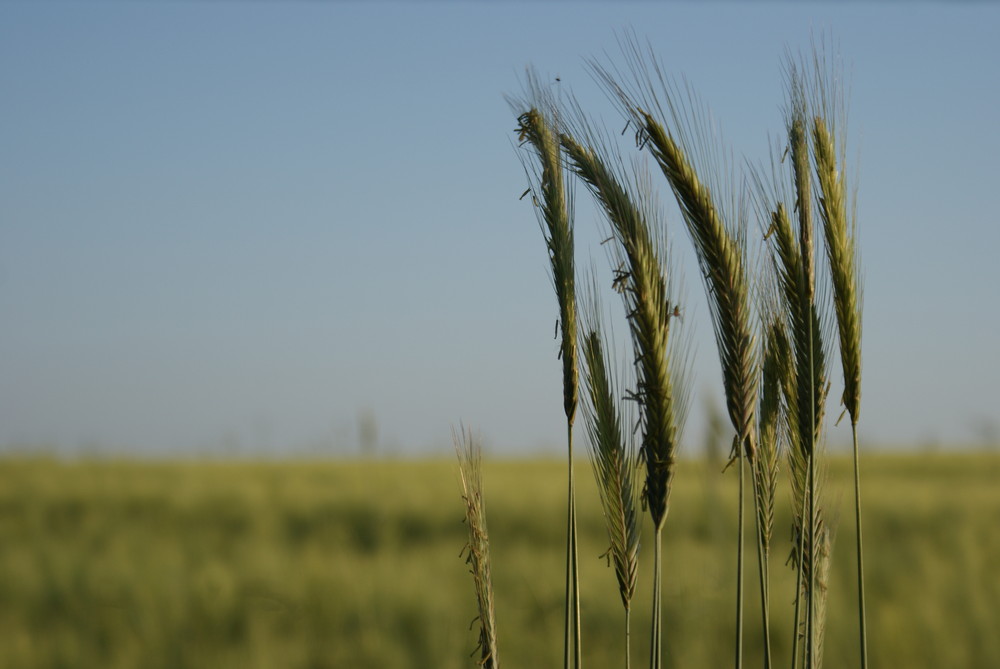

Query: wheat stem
[[513, 94, 581, 669], [569, 425, 582, 669], [635, 110, 760, 669], [581, 321, 640, 666], [650, 526, 663, 669], [790, 483, 807, 669], [851, 423, 869, 669], [812, 110, 868, 669], [749, 457, 773, 669], [562, 427, 581, 669], [625, 607, 632, 669], [560, 129, 685, 669], [735, 447, 745, 669]]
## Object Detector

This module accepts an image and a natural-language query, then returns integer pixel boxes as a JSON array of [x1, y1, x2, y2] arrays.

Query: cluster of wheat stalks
[[456, 38, 867, 669]]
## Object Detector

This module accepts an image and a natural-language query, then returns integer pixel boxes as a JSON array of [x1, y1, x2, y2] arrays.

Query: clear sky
[[1, 2, 998, 457]]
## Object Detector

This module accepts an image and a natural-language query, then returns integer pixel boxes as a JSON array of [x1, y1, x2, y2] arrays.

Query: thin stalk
[[626, 607, 632, 669], [735, 449, 745, 669], [852, 423, 869, 669], [749, 462, 773, 669], [564, 424, 582, 669], [512, 98, 580, 669], [570, 425, 582, 669], [805, 315, 817, 669], [790, 483, 808, 669], [650, 526, 663, 669], [563, 450, 572, 668]]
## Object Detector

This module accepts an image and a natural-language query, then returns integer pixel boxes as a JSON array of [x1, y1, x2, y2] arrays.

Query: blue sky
[[1, 2, 998, 456]]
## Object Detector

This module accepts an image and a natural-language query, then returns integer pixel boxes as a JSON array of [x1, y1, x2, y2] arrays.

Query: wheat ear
[[753, 313, 784, 621], [580, 310, 640, 669], [455, 426, 500, 669], [631, 106, 766, 669], [790, 68, 827, 669], [513, 86, 581, 669], [774, 61, 832, 667], [561, 130, 686, 669], [813, 106, 867, 669]]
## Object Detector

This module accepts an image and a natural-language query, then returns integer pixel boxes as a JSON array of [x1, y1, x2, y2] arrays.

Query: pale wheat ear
[[509, 68, 582, 669], [454, 425, 499, 669]]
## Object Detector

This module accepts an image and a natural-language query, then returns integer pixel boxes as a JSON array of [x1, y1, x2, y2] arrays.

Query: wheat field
[[0, 453, 997, 668]]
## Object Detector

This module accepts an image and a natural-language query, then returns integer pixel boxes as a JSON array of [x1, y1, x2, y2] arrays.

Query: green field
[[1, 454, 998, 668]]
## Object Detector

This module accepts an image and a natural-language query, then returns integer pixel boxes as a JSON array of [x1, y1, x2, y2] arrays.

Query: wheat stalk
[[455, 426, 500, 669], [592, 51, 767, 665], [812, 117, 860, 425], [755, 314, 784, 585], [637, 116, 758, 460], [769, 57, 834, 668], [810, 47, 867, 668], [580, 288, 641, 668], [561, 128, 687, 669], [511, 71, 582, 669], [591, 39, 774, 666], [811, 523, 833, 669], [560, 132, 682, 533]]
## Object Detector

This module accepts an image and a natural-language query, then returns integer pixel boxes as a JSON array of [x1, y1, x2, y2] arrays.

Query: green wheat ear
[[560, 131, 682, 531], [580, 321, 639, 612], [809, 43, 868, 669], [591, 43, 765, 667], [560, 124, 688, 669], [514, 103, 577, 425], [755, 314, 783, 561], [579, 279, 641, 668], [813, 116, 861, 424], [510, 69, 582, 669]]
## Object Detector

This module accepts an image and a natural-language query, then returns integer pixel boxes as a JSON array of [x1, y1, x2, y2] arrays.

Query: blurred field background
[[1, 453, 998, 669]]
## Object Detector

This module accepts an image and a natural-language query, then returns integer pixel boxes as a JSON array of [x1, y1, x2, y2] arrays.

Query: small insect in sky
[[669, 305, 683, 322]]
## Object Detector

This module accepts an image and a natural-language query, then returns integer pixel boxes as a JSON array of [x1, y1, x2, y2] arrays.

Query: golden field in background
[[0, 454, 997, 668]]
